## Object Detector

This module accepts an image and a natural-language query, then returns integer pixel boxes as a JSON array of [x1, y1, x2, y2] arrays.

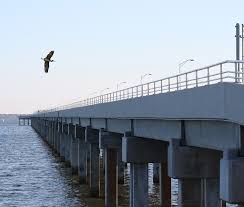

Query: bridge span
[[24, 60, 244, 206]]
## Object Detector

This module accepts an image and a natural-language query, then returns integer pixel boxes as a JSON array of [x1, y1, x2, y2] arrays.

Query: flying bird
[[41, 51, 55, 73]]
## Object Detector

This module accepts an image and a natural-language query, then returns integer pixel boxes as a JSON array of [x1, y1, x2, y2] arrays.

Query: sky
[[0, 0, 243, 114]]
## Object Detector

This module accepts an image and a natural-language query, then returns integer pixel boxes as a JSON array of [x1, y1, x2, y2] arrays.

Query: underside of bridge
[[28, 82, 244, 207]]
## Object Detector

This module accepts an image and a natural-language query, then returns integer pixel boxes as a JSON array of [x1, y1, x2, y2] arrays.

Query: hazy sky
[[0, 0, 243, 113]]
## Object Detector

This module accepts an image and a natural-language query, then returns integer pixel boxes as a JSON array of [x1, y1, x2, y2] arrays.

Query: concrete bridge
[[24, 60, 244, 206]]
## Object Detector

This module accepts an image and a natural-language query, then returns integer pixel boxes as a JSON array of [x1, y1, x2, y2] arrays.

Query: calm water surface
[[0, 124, 235, 207]]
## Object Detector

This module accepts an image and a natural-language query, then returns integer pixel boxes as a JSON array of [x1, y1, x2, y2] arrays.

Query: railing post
[[154, 82, 156, 94], [141, 85, 143, 97], [235, 62, 238, 83], [186, 73, 188, 89], [177, 76, 179, 90], [220, 64, 223, 82], [196, 70, 198, 87], [207, 67, 210, 85], [168, 78, 170, 92], [147, 83, 149, 95], [161, 80, 163, 93]]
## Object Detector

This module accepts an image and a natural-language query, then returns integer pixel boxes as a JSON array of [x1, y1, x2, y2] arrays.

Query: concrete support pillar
[[86, 127, 100, 197], [89, 143, 100, 197], [66, 136, 71, 165], [122, 134, 168, 207], [78, 139, 87, 183], [160, 162, 171, 207], [104, 148, 117, 206], [117, 148, 124, 184], [71, 136, 78, 174], [220, 149, 244, 205], [153, 163, 160, 183], [76, 125, 87, 183], [99, 130, 123, 206], [62, 123, 70, 164], [99, 150, 105, 198], [60, 123, 66, 161], [168, 139, 222, 207], [56, 122, 60, 154], [86, 146, 90, 184], [130, 163, 148, 207], [178, 179, 202, 207]]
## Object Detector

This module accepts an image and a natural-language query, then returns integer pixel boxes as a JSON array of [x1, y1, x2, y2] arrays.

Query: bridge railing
[[40, 60, 244, 113]]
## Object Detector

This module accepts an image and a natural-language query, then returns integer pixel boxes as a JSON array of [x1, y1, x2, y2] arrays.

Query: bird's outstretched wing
[[45, 51, 54, 60], [44, 61, 49, 73]]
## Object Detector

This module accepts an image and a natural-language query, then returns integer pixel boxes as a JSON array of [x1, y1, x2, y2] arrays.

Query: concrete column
[[178, 179, 202, 207], [56, 122, 60, 154], [68, 123, 78, 174], [99, 130, 123, 206], [220, 149, 244, 205], [99, 150, 105, 198], [60, 123, 66, 161], [122, 134, 168, 207], [71, 136, 78, 174], [86, 146, 90, 184], [76, 125, 87, 184], [66, 135, 71, 165], [168, 139, 222, 207], [89, 143, 100, 197], [86, 127, 100, 197], [130, 163, 148, 207], [160, 162, 171, 207], [203, 178, 220, 207], [153, 163, 160, 183], [117, 148, 124, 184], [78, 139, 87, 183], [62, 123, 70, 164]]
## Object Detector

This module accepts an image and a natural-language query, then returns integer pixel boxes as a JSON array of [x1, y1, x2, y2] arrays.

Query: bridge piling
[[153, 163, 160, 183], [63, 123, 71, 165], [59, 122, 66, 161], [220, 149, 244, 206], [75, 125, 87, 184], [99, 129, 122, 206], [117, 148, 124, 184], [122, 134, 168, 207], [168, 139, 222, 207], [69, 123, 78, 174], [86, 127, 100, 197]]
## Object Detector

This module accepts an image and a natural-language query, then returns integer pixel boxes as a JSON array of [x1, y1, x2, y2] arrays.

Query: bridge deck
[[31, 82, 244, 151]]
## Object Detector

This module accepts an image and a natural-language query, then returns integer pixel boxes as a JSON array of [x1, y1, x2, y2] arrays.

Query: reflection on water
[[0, 124, 236, 206]]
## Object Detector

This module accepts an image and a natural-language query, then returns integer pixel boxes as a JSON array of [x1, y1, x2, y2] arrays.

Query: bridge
[[24, 60, 244, 207]]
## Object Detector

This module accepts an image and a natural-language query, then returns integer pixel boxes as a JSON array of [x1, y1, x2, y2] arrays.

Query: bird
[[41, 51, 55, 73]]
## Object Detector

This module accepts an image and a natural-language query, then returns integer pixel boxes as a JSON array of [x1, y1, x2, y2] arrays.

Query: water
[[0, 120, 235, 206]]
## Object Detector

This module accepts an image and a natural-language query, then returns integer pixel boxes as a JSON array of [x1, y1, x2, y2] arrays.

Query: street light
[[117, 81, 127, 90], [140, 73, 152, 84], [99, 87, 109, 95], [178, 59, 194, 74], [178, 59, 194, 89]]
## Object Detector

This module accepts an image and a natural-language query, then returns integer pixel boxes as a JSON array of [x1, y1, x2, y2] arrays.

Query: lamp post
[[99, 87, 109, 103], [178, 59, 194, 89], [117, 81, 127, 90], [140, 73, 152, 84], [178, 59, 194, 74], [99, 87, 109, 95]]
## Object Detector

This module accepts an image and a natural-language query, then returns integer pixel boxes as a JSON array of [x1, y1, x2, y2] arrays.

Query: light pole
[[178, 59, 194, 74], [99, 87, 109, 95], [140, 73, 152, 84], [117, 81, 127, 90], [178, 59, 194, 89]]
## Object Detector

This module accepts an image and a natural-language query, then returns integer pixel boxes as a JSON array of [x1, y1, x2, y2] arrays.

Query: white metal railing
[[38, 60, 244, 113]]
